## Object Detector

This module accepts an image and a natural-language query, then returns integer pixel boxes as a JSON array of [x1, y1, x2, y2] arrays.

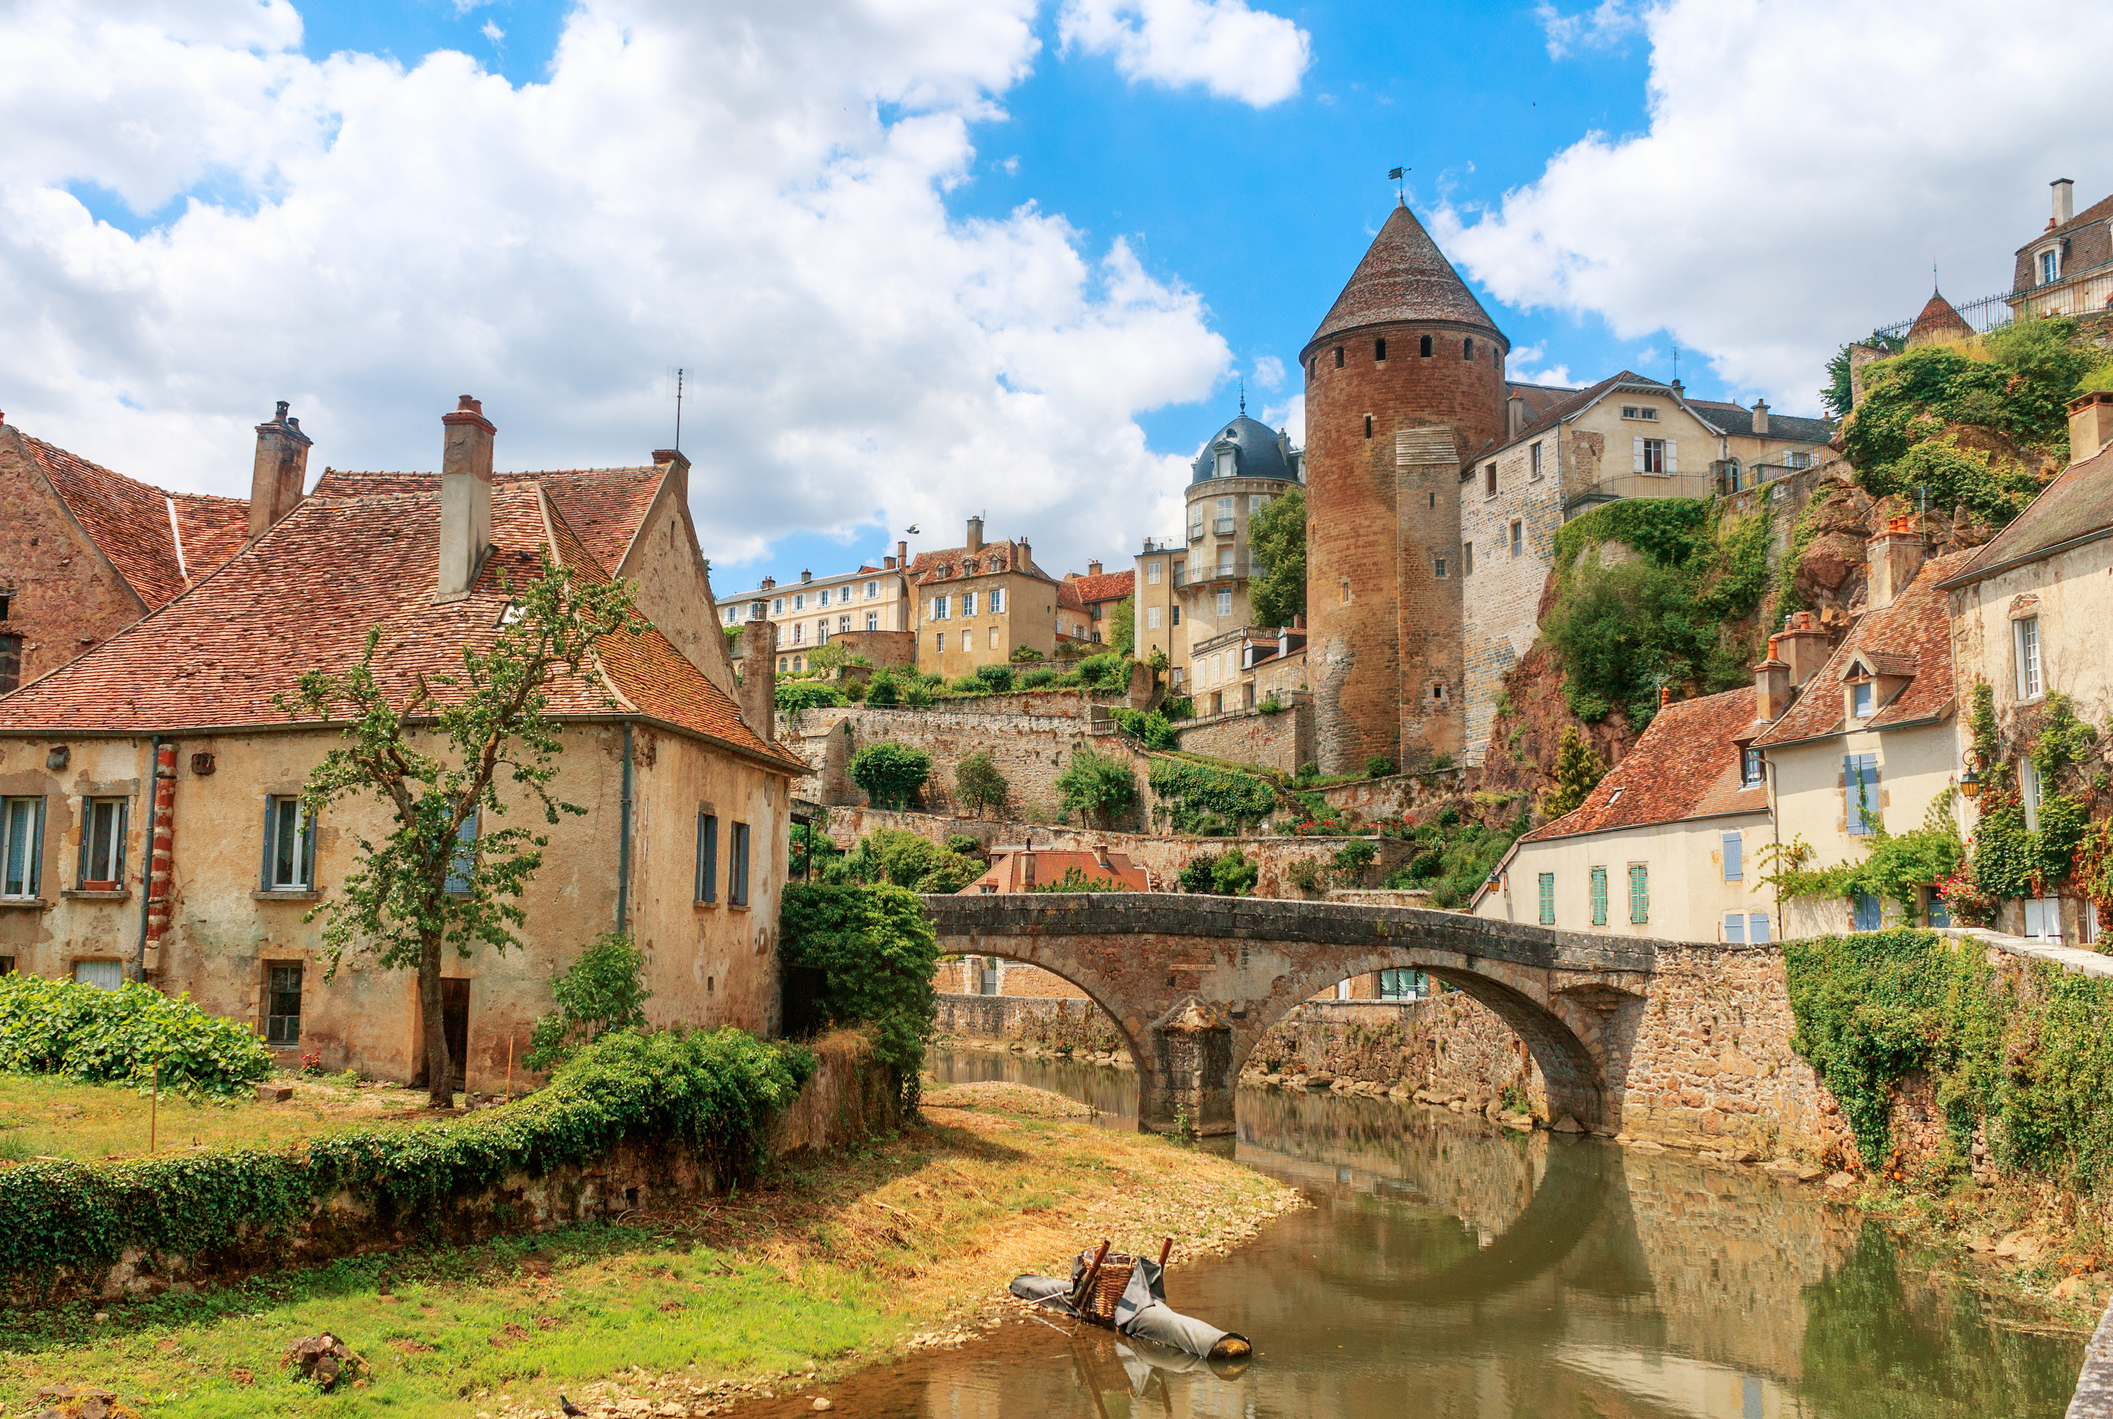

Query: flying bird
[[905, 524, 920, 535], [559, 1396, 586, 1417]]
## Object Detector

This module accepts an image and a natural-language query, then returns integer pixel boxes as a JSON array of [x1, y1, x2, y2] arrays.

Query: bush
[[942, 834, 984, 858], [974, 663, 1014, 692], [0, 1025, 813, 1286], [954, 749, 1010, 817], [1030, 865, 1130, 893], [1009, 645, 1045, 663], [1540, 726, 1606, 820], [864, 674, 899, 708], [775, 681, 846, 713], [834, 828, 981, 892], [850, 741, 933, 810], [1019, 667, 1058, 689], [1179, 847, 1257, 896], [0, 974, 274, 1098], [1110, 707, 1178, 751], [948, 674, 983, 693], [843, 680, 867, 702], [780, 883, 938, 1107], [1365, 755, 1395, 778], [1077, 652, 1127, 688], [1056, 747, 1139, 827], [523, 932, 651, 1073], [1331, 839, 1377, 883]]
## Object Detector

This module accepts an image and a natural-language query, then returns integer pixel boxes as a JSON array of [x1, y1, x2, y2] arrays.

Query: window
[[1926, 887, 1950, 929], [816, 588, 829, 606], [1627, 864, 1648, 924], [865, 612, 878, 630], [2022, 758, 2043, 833], [266, 963, 303, 1045], [1463, 542, 1474, 575], [1484, 464, 1497, 497], [936, 596, 951, 619], [1250, 495, 1269, 514], [1530, 441, 1543, 479], [2014, 616, 2042, 700], [1216, 590, 1232, 617], [1463, 337, 1474, 360], [772, 597, 784, 614], [962, 591, 976, 617], [1378, 968, 1425, 1000], [2024, 896, 2063, 941], [1743, 747, 1765, 785], [838, 615, 850, 633], [1434, 556, 1447, 578], [1215, 447, 1235, 477], [2086, 901, 2103, 946], [1333, 346, 1344, 369], [74, 960, 122, 991], [262, 796, 315, 891], [990, 627, 1000, 649], [2039, 247, 2061, 285], [814, 622, 828, 644], [1590, 867, 1608, 926], [1845, 753, 1880, 835], [1171, 604, 1181, 625], [1639, 438, 1668, 473], [1364, 415, 1373, 439], [791, 622, 803, 645], [695, 812, 718, 903], [1748, 914, 1771, 944], [1538, 872, 1555, 925], [1146, 606, 1162, 630], [0, 633, 18, 696], [1725, 912, 1746, 943], [990, 588, 1005, 613], [1147, 562, 1161, 586], [1419, 334, 1432, 358], [724, 606, 739, 625], [730, 822, 751, 907], [1853, 891, 1882, 932], [1851, 680, 1873, 719], [79, 797, 127, 888], [0, 958, 11, 976], [1510, 521, 1523, 558], [866, 580, 879, 598], [3, 796, 43, 900], [1375, 337, 1387, 361], [1722, 831, 1743, 882], [445, 812, 477, 894], [793, 593, 804, 610], [1620, 405, 1658, 421], [934, 631, 945, 653]]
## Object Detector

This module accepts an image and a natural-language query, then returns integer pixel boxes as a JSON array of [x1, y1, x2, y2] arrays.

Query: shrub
[[780, 883, 938, 1106], [1077, 652, 1127, 688], [864, 674, 899, 708], [1286, 858, 1325, 898], [1257, 695, 1285, 715], [1056, 747, 1138, 827], [843, 680, 867, 702], [942, 834, 984, 858], [835, 828, 981, 893], [1540, 726, 1606, 820], [1365, 755, 1395, 779], [948, 674, 984, 693], [1009, 645, 1045, 663], [1162, 695, 1195, 721], [974, 663, 1014, 692], [0, 974, 274, 1098], [902, 683, 933, 709], [850, 741, 933, 810], [775, 681, 845, 712], [954, 749, 1010, 817], [1019, 668, 1058, 689], [523, 932, 651, 1073], [1179, 847, 1258, 897], [1110, 707, 1178, 751], [1148, 759, 1276, 834], [1331, 839, 1377, 883]]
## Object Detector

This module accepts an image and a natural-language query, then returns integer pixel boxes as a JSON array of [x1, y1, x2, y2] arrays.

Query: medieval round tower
[[1300, 202, 1509, 772]]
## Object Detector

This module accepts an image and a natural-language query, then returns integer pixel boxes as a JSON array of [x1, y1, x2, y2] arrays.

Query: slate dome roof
[[1189, 413, 1298, 487]]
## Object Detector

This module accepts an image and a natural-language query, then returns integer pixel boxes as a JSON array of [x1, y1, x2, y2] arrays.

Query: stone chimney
[[897, 539, 908, 567], [438, 396, 495, 596], [760, 575, 776, 592], [739, 599, 776, 743], [1865, 515, 1926, 612], [1754, 636, 1793, 722], [1506, 393, 1525, 439], [883, 555, 896, 570], [2070, 390, 2113, 463], [1016, 537, 1033, 571], [1751, 399, 1770, 436], [248, 401, 313, 540], [651, 448, 690, 498], [2055, 178, 2076, 225], [800, 569, 813, 585], [1777, 610, 1830, 687], [965, 516, 984, 554]]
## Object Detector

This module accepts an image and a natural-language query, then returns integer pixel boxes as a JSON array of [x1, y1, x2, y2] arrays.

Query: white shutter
[[1665, 439, 1678, 473], [1632, 436, 1645, 473]]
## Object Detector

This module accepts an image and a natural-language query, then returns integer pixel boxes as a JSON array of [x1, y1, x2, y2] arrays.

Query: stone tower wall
[[1303, 320, 1507, 771]]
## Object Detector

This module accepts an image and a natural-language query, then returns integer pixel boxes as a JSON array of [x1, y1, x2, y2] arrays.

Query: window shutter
[[1722, 831, 1742, 882], [78, 800, 90, 887], [116, 798, 130, 883], [302, 805, 318, 889], [1632, 436, 1645, 473], [261, 799, 276, 889], [1750, 914, 1771, 944], [29, 796, 44, 897], [1665, 439, 1678, 474], [1725, 912, 1745, 943]]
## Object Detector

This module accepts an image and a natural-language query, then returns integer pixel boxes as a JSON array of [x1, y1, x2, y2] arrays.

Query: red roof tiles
[[20, 433, 249, 609], [961, 847, 1150, 894], [1309, 204, 1503, 349], [1066, 570, 1134, 606], [312, 466, 668, 575], [1522, 687, 1767, 843]]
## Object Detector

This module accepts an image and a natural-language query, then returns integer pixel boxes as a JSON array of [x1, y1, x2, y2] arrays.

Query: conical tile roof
[[1906, 290, 1975, 346], [1308, 203, 1505, 350]]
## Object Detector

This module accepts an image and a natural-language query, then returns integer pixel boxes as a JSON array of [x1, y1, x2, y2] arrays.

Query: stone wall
[[934, 992, 1125, 1054], [1170, 696, 1314, 775], [1242, 993, 1545, 1114], [822, 806, 1412, 898], [934, 956, 1085, 999], [1310, 765, 1483, 820], [1458, 430, 1563, 768]]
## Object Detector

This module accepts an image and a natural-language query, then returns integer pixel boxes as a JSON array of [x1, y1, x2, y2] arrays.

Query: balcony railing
[[1188, 524, 1204, 541], [1562, 472, 1710, 516], [1213, 517, 1237, 536], [1178, 559, 1252, 584]]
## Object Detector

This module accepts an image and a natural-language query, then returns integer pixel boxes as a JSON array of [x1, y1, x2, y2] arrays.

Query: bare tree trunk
[[419, 933, 453, 1109]]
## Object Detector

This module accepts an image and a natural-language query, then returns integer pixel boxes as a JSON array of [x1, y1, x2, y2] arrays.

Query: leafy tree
[[1056, 746, 1138, 828], [523, 932, 651, 1073], [278, 555, 640, 1107], [1845, 320, 2096, 472], [830, 828, 980, 892], [850, 741, 932, 810], [953, 749, 1010, 817], [1822, 328, 1905, 419], [780, 882, 939, 1107], [1248, 486, 1307, 627], [775, 681, 845, 712], [1540, 725, 1606, 819], [1030, 865, 1130, 893], [864, 673, 899, 707], [1107, 594, 1135, 657]]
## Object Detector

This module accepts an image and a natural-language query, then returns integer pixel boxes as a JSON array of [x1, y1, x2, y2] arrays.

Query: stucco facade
[[1131, 540, 1187, 671], [719, 550, 912, 677], [1476, 813, 1776, 944]]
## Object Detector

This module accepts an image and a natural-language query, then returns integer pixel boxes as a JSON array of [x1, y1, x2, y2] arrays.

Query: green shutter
[[1537, 872, 1555, 926], [1629, 864, 1649, 924], [1589, 867, 1607, 926]]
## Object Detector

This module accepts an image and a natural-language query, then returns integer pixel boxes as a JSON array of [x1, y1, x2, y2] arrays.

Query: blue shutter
[[300, 803, 318, 889], [1749, 914, 1771, 945], [1853, 891, 1881, 931], [77, 798, 90, 887], [1723, 831, 1743, 882], [1724, 912, 1745, 943], [1845, 754, 1879, 835]]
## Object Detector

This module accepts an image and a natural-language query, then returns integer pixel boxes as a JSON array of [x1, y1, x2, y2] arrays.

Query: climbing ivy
[[1950, 682, 2108, 927], [1758, 794, 1965, 921], [780, 882, 937, 1108], [1147, 759, 1278, 835]]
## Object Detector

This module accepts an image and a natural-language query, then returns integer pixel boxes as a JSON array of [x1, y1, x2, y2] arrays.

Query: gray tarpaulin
[[1008, 1252, 1248, 1363]]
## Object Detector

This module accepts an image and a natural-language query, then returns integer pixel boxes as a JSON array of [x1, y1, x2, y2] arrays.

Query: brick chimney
[[2070, 390, 2113, 463], [1777, 610, 1830, 687], [1754, 636, 1793, 722], [2055, 178, 2076, 225], [1751, 399, 1770, 436], [1506, 393, 1525, 439], [438, 396, 495, 596], [248, 401, 312, 539], [1865, 515, 1926, 612], [897, 539, 908, 567], [739, 598, 776, 743], [883, 555, 896, 570], [1087, 560, 1102, 577], [965, 516, 984, 554]]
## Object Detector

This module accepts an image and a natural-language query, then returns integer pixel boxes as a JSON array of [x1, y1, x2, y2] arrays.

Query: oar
[[1071, 1239, 1112, 1314]]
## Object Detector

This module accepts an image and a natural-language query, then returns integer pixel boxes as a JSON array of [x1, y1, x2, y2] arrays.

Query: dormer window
[[1742, 748, 1765, 785], [1851, 679, 1873, 719], [1215, 446, 1236, 478], [2038, 247, 2062, 286]]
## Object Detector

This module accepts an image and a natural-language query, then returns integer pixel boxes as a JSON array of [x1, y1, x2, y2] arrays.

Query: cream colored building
[[1132, 536, 1187, 673], [909, 517, 1068, 679], [1937, 391, 2113, 944], [1473, 687, 1773, 943], [718, 544, 912, 677]]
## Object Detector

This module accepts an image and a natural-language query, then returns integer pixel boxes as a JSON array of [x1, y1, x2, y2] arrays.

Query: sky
[[3, 0, 2109, 595]]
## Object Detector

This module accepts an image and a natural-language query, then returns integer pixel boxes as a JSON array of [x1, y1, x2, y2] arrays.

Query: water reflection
[[739, 1050, 2083, 1418]]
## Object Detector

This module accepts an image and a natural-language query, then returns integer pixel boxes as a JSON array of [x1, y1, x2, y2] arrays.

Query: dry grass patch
[[0, 1073, 439, 1163]]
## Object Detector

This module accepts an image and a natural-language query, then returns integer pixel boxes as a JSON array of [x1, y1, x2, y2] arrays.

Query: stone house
[[2010, 178, 2113, 322], [939, 845, 1147, 1003], [1472, 686, 1773, 943], [1062, 565, 1133, 650], [717, 544, 913, 676], [1937, 391, 2113, 944], [0, 414, 251, 694], [0, 397, 806, 1090], [909, 518, 1067, 678], [1752, 534, 1975, 938]]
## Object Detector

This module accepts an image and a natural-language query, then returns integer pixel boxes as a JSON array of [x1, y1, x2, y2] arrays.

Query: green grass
[[0, 1073, 434, 1162]]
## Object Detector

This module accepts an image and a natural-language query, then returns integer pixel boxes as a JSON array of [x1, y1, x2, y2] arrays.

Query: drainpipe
[[616, 722, 633, 934], [1767, 753, 1784, 944], [134, 736, 164, 982]]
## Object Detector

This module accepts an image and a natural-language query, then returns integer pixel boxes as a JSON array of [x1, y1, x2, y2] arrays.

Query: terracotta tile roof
[[20, 432, 250, 609], [312, 466, 667, 574], [1056, 580, 1086, 611], [1308, 204, 1503, 351], [908, 541, 1054, 587], [1905, 291, 1976, 345], [0, 484, 799, 769], [1939, 441, 2113, 587], [961, 848, 1150, 894], [1065, 570, 1134, 606], [1753, 548, 1976, 750], [1522, 687, 1766, 843]]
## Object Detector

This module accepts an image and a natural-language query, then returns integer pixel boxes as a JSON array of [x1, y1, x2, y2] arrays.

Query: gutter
[[616, 721, 632, 934]]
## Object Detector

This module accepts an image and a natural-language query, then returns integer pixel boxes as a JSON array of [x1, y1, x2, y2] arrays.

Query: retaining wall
[[1171, 698, 1315, 776]]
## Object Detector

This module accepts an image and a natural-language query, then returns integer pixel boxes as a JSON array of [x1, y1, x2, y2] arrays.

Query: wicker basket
[[1081, 1254, 1137, 1325]]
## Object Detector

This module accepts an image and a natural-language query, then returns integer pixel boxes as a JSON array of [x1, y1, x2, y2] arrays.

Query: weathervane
[[1388, 166, 1408, 204], [1239, 376, 1246, 416]]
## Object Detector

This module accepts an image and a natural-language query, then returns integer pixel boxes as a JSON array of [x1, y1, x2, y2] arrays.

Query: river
[[737, 1047, 2085, 1418]]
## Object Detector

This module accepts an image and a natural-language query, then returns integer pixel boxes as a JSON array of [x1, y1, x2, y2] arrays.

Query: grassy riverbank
[[0, 1087, 1301, 1419], [0, 1073, 441, 1162]]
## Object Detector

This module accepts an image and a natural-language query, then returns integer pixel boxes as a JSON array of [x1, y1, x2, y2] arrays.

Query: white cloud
[[1505, 342, 1575, 389], [0, 0, 1233, 575], [481, 20, 504, 44], [1251, 354, 1282, 390], [1259, 393, 1302, 446], [1535, 0, 1645, 59], [1437, 0, 2113, 411], [1058, 0, 1310, 107]]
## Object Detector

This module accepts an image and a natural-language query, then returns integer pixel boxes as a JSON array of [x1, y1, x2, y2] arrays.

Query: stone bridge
[[923, 894, 1664, 1136]]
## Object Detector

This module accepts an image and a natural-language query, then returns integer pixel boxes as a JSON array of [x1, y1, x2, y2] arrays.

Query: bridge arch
[[939, 940, 1146, 1067]]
